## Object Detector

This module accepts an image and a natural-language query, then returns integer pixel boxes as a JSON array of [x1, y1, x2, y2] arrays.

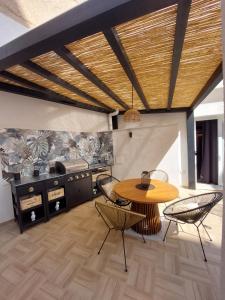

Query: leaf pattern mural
[[0, 128, 113, 176]]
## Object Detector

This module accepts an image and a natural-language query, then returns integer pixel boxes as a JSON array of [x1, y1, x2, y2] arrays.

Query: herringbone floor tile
[[0, 192, 222, 300]]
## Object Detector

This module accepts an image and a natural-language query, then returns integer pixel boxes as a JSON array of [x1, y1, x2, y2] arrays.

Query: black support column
[[186, 110, 196, 189]]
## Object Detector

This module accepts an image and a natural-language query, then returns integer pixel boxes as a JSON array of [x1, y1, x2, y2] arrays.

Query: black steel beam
[[191, 63, 223, 110], [0, 82, 110, 113], [119, 107, 188, 114], [104, 28, 150, 109], [21, 60, 113, 111], [0, 0, 177, 71], [55, 47, 129, 109], [0, 70, 112, 112], [167, 0, 192, 109], [186, 110, 196, 189], [0, 70, 45, 92]]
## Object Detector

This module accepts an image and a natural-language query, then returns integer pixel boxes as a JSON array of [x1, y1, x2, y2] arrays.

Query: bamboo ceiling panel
[[0, 76, 28, 89], [7, 65, 100, 107], [32, 52, 123, 110], [66, 32, 144, 110], [172, 0, 222, 108], [115, 5, 177, 109]]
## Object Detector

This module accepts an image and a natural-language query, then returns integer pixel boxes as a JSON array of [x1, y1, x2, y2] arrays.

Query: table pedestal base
[[131, 202, 161, 235]]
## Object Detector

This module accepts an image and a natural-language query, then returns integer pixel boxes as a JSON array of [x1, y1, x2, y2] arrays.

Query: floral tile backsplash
[[0, 128, 113, 176]]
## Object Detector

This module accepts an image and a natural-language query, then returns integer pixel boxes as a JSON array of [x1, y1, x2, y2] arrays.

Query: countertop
[[10, 164, 111, 187]]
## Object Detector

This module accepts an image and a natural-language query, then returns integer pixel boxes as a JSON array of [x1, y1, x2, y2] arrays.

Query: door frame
[[194, 116, 224, 187]]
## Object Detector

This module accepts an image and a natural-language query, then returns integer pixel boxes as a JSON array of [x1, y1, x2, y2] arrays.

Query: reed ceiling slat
[[7, 65, 100, 107], [172, 0, 222, 108], [66, 32, 144, 110], [31, 51, 123, 110], [0, 76, 28, 88], [115, 5, 177, 109]]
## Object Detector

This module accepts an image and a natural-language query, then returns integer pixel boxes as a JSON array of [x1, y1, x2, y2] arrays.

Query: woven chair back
[[95, 200, 146, 230], [96, 174, 120, 203], [163, 192, 223, 223]]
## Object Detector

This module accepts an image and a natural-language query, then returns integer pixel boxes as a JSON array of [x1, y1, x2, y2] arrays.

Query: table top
[[114, 178, 179, 204]]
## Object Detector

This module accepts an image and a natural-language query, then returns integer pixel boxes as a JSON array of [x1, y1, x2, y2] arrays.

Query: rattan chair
[[149, 169, 169, 182], [163, 192, 223, 261], [95, 199, 146, 272], [96, 174, 131, 207]]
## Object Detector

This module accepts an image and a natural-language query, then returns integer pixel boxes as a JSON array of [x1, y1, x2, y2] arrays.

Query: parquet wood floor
[[0, 188, 222, 300]]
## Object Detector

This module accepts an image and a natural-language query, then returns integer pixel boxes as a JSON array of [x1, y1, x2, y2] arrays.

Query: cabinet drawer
[[20, 194, 42, 211], [48, 188, 65, 201], [46, 177, 64, 189], [16, 182, 44, 196]]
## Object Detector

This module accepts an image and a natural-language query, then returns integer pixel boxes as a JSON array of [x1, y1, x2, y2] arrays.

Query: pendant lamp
[[123, 85, 140, 122]]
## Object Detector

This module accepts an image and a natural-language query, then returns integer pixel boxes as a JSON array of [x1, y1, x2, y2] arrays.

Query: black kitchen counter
[[10, 164, 112, 187], [10, 172, 66, 187]]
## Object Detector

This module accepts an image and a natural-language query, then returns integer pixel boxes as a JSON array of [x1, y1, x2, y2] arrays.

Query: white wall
[[0, 91, 108, 132], [194, 80, 223, 119], [0, 91, 108, 223], [0, 13, 28, 46], [194, 101, 224, 119], [112, 112, 188, 187]]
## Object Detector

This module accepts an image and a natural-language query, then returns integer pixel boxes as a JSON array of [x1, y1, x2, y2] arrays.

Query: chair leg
[[121, 231, 128, 272], [98, 228, 111, 255], [178, 223, 184, 232], [196, 226, 207, 262], [163, 220, 171, 241], [175, 222, 179, 233], [141, 234, 146, 243], [202, 223, 213, 242]]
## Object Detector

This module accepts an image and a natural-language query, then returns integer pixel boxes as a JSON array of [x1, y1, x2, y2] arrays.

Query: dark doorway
[[196, 120, 218, 184]]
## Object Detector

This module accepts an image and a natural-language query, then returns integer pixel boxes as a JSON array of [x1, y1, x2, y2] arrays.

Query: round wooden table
[[114, 178, 179, 235]]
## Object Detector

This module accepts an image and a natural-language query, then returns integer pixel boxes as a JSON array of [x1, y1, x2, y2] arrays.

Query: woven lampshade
[[123, 84, 141, 122], [123, 108, 141, 122]]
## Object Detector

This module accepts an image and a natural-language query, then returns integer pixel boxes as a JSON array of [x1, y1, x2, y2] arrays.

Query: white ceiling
[[0, 0, 87, 28]]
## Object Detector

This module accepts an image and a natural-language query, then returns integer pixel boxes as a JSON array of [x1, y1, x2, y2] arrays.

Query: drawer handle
[[28, 187, 34, 193], [54, 180, 59, 186]]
